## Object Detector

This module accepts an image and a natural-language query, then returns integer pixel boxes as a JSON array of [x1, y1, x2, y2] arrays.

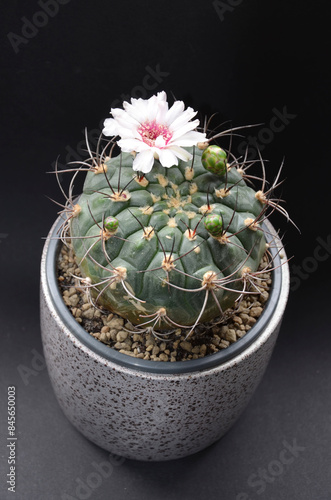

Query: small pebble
[[99, 332, 108, 343], [247, 316, 257, 327], [108, 317, 124, 329], [180, 341, 192, 352], [199, 344, 207, 355], [114, 342, 129, 350], [233, 315, 242, 325], [250, 307, 263, 318], [240, 314, 250, 325], [260, 291, 269, 304], [119, 349, 135, 357], [116, 331, 128, 342], [224, 329, 237, 343], [152, 346, 160, 356], [220, 340, 230, 348], [82, 308, 95, 320]]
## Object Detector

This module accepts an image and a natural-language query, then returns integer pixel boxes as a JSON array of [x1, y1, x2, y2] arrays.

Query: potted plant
[[40, 92, 290, 461]]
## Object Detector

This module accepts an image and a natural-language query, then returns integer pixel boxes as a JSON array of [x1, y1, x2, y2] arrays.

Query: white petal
[[157, 148, 179, 168], [111, 108, 125, 118], [103, 118, 120, 136], [109, 107, 124, 118], [165, 100, 185, 126], [113, 108, 139, 125], [154, 135, 166, 148], [115, 116, 138, 132], [170, 107, 197, 131], [171, 119, 201, 141], [118, 138, 149, 152], [123, 101, 146, 124], [111, 109, 136, 129], [129, 98, 150, 122], [146, 94, 162, 122], [171, 130, 207, 146], [155, 100, 168, 124], [168, 145, 192, 162], [115, 127, 136, 139], [156, 91, 167, 102], [132, 149, 155, 173]]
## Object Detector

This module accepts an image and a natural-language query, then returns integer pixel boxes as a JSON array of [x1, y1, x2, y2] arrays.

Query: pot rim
[[41, 215, 290, 376]]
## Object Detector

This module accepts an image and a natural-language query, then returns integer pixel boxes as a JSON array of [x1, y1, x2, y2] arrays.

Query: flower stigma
[[137, 120, 173, 148]]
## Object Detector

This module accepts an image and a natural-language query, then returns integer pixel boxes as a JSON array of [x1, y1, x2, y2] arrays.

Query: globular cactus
[[62, 92, 285, 336]]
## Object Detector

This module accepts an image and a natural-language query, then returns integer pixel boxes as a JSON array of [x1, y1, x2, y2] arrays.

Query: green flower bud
[[104, 216, 119, 234], [201, 145, 227, 176], [204, 213, 223, 237]]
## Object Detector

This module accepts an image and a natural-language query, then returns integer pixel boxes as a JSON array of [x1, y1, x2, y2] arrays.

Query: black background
[[1, 1, 331, 499]]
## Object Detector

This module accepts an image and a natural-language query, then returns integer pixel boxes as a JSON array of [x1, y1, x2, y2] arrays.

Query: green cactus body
[[70, 147, 266, 329]]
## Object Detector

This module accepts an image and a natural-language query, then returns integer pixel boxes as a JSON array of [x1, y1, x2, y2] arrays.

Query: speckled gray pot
[[40, 216, 290, 461]]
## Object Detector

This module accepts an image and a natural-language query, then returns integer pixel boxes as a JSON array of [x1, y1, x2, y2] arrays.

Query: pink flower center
[[138, 120, 173, 147]]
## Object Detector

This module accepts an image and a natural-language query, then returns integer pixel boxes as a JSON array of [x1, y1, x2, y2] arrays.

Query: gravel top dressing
[[57, 243, 272, 362]]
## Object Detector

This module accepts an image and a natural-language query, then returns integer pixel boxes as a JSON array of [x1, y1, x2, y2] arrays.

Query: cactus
[[58, 92, 289, 337]]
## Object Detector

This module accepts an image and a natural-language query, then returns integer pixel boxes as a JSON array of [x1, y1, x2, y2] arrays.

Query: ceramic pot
[[40, 216, 290, 461]]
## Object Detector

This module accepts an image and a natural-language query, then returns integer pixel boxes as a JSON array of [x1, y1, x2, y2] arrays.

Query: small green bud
[[204, 213, 223, 237], [201, 145, 227, 176], [104, 216, 119, 233]]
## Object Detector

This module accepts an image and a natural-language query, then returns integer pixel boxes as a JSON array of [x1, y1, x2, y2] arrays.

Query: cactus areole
[[68, 92, 275, 334]]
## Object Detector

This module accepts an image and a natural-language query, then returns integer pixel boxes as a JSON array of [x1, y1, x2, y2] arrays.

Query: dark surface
[[1, 1, 331, 499]]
